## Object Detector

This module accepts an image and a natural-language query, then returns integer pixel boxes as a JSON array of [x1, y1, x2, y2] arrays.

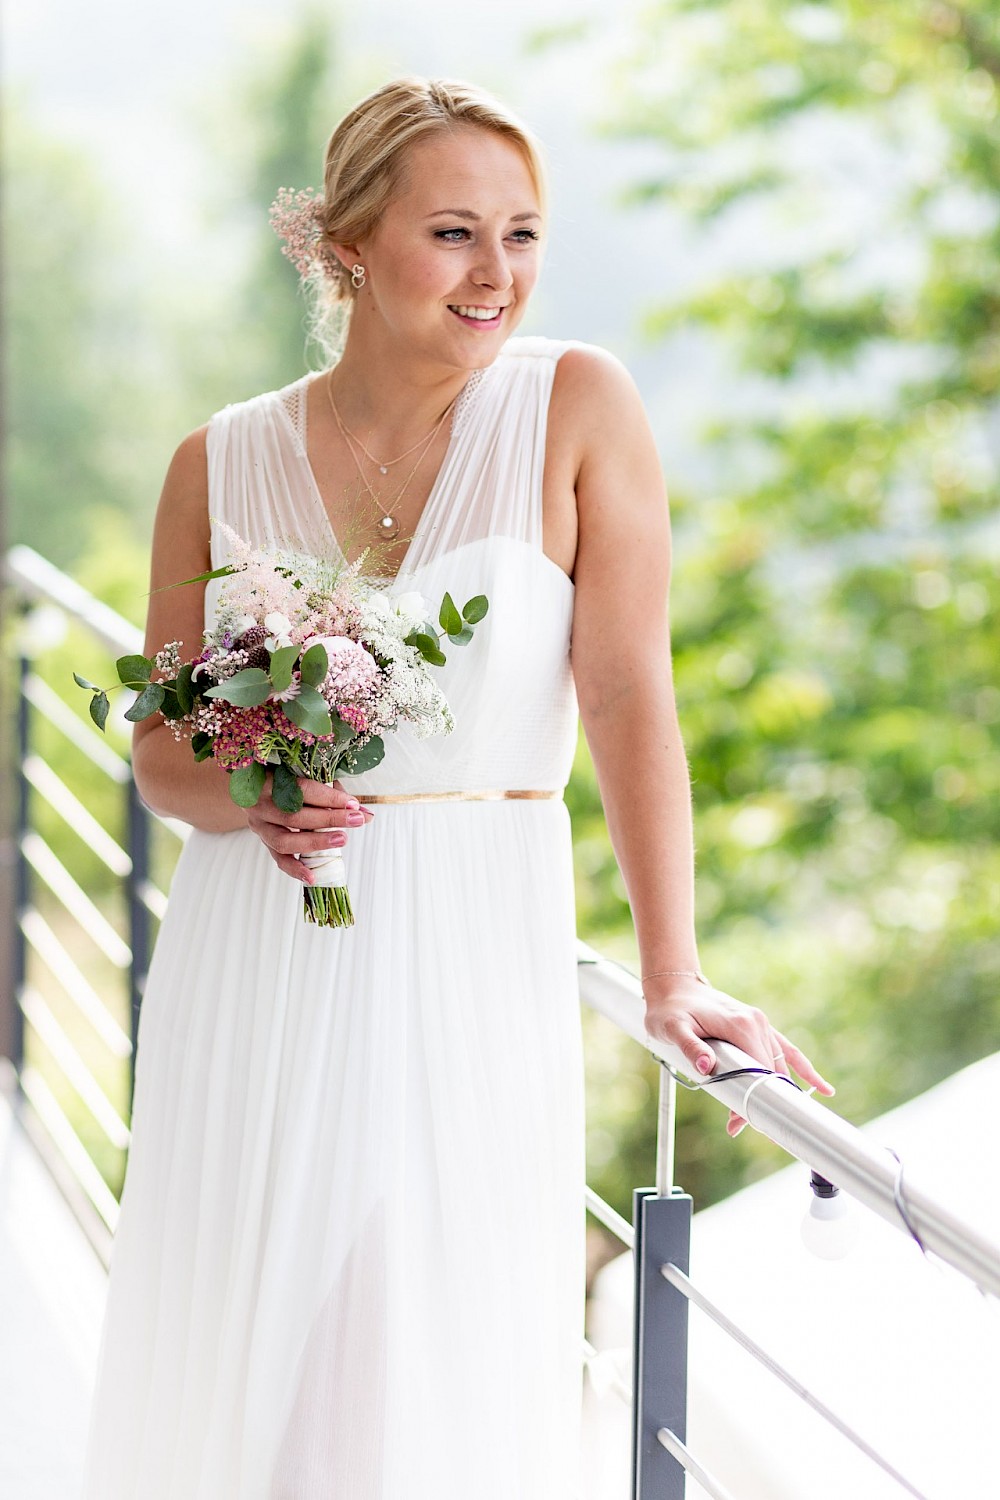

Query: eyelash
[[433, 228, 539, 244]]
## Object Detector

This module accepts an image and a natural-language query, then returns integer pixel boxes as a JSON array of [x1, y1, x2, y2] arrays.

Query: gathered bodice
[[203, 336, 579, 794]]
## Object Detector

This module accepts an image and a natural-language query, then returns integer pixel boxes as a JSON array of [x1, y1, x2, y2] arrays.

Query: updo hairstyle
[[308, 76, 549, 361]]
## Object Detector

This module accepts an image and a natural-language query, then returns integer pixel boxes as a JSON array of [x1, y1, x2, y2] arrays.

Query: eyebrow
[[424, 209, 542, 222]]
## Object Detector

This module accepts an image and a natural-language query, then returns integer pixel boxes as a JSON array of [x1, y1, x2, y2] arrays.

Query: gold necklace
[[326, 375, 457, 541], [327, 371, 457, 470]]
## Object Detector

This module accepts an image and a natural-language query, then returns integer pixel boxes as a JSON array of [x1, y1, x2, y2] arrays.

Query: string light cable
[[657, 1057, 928, 1259]]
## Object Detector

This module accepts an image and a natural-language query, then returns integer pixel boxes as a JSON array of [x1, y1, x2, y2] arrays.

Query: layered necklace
[[326, 371, 458, 542]]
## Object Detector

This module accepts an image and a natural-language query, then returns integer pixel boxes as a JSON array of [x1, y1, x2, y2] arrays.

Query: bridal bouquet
[[75, 523, 489, 928]]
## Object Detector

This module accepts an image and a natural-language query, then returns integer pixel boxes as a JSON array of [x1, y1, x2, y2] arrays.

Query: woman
[[81, 76, 832, 1499]]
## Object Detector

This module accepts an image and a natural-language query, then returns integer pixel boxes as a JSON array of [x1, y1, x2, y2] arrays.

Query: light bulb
[[801, 1181, 859, 1260]]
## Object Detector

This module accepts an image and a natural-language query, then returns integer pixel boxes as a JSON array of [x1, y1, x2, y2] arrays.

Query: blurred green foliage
[[572, 0, 1000, 1220], [4, 6, 998, 1227]]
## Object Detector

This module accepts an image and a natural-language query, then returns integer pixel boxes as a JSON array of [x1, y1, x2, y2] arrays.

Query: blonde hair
[[307, 76, 549, 362]]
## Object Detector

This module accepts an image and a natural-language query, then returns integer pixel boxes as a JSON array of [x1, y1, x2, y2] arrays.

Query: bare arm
[[131, 428, 373, 865], [561, 348, 833, 1125]]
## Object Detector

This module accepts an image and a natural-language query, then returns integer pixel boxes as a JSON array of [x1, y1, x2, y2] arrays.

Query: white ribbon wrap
[[299, 847, 348, 888]]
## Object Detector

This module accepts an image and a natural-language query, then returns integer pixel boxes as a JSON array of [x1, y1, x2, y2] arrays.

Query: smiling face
[[340, 125, 544, 370]]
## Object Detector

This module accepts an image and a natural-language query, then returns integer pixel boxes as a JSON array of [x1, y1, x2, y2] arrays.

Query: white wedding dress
[[80, 335, 587, 1499]]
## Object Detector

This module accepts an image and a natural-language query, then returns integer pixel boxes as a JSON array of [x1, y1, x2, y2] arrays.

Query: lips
[[448, 305, 506, 327]]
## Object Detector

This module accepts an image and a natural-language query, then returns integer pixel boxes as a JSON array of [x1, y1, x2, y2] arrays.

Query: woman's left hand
[[642, 976, 835, 1137]]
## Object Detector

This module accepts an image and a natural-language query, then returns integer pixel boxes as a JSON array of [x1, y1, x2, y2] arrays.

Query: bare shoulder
[[551, 339, 644, 426]]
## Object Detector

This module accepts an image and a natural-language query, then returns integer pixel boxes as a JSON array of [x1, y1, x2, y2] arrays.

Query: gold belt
[[355, 789, 559, 804]]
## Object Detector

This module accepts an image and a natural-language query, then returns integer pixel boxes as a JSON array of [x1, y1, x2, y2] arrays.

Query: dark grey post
[[125, 775, 150, 1112], [630, 1185, 693, 1499]]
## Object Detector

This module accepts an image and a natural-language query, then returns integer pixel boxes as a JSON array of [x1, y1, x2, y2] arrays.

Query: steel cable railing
[[4, 545, 998, 1498], [578, 941, 999, 1499]]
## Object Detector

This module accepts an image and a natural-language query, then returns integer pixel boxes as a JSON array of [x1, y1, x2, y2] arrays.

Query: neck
[[328, 321, 483, 446]]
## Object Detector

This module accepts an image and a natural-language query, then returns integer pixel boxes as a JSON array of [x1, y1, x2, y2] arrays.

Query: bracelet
[[641, 968, 709, 985]]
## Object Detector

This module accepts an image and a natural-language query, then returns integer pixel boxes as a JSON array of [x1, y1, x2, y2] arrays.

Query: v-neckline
[[286, 367, 487, 586]]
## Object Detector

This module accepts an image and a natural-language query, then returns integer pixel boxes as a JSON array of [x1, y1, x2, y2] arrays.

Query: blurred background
[[3, 0, 999, 1256]]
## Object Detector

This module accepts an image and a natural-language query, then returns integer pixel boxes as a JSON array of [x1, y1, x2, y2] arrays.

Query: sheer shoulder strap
[[204, 378, 325, 565], [421, 336, 579, 564]]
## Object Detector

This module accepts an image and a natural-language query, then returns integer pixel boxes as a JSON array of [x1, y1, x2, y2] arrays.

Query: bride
[[82, 74, 833, 1499]]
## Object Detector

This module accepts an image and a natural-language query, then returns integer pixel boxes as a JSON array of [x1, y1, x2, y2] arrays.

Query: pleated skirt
[[81, 798, 587, 1499]]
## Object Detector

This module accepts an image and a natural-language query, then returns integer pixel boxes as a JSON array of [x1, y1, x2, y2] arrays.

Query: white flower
[[302, 633, 354, 659], [264, 611, 294, 651], [393, 591, 432, 631], [232, 613, 257, 637]]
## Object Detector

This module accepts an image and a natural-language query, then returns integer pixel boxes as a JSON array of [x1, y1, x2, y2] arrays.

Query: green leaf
[[191, 732, 214, 762], [175, 663, 194, 715], [439, 591, 463, 634], [268, 644, 299, 695], [271, 761, 304, 813], [159, 688, 185, 721], [89, 692, 110, 732], [74, 672, 101, 692], [447, 626, 475, 646], [116, 654, 153, 687], [124, 682, 165, 722], [282, 683, 333, 736], [299, 643, 329, 688], [204, 668, 271, 707], [329, 711, 358, 749], [149, 564, 236, 593], [341, 735, 385, 775], [228, 761, 266, 808], [462, 595, 489, 624], [407, 630, 447, 666]]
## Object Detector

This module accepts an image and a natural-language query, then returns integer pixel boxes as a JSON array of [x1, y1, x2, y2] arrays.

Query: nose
[[471, 238, 514, 294]]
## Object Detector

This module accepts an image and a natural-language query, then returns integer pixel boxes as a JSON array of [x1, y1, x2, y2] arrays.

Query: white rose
[[264, 611, 294, 651], [393, 591, 431, 630]]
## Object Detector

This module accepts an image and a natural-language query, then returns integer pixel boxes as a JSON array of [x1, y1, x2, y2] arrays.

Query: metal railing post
[[125, 775, 150, 1112], [630, 1185, 693, 1499], [9, 650, 30, 1078]]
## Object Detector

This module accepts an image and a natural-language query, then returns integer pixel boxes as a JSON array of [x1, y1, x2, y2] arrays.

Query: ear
[[326, 240, 363, 277]]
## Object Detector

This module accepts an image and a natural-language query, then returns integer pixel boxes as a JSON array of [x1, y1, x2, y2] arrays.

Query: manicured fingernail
[[697, 1055, 714, 1075], [346, 797, 360, 810], [347, 812, 365, 826]]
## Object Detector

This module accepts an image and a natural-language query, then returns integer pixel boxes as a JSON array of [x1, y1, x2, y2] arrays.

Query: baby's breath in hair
[[269, 187, 339, 280]]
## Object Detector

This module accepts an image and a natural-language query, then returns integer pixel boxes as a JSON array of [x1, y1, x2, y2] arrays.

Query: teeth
[[450, 305, 501, 320]]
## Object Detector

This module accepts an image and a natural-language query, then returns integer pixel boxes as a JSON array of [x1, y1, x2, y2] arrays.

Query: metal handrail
[[577, 940, 1000, 1300], [5, 544, 998, 1500]]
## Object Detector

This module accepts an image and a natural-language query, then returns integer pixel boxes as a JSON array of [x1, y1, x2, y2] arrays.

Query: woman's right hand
[[246, 776, 375, 883]]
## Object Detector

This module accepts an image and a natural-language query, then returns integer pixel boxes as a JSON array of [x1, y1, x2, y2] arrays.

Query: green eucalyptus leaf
[[124, 682, 165, 722], [74, 672, 101, 692], [447, 626, 475, 646], [462, 595, 489, 624], [175, 663, 194, 715], [342, 735, 385, 775], [299, 643, 329, 688], [408, 630, 447, 666], [271, 761, 304, 813], [89, 692, 110, 732], [191, 732, 214, 762], [268, 644, 299, 695], [159, 688, 185, 721], [282, 684, 333, 736], [203, 668, 271, 707], [229, 761, 266, 808], [439, 591, 463, 634], [116, 654, 153, 687]]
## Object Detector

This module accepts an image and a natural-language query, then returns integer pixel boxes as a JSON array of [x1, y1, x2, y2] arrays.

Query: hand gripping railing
[[576, 940, 1000, 1500]]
